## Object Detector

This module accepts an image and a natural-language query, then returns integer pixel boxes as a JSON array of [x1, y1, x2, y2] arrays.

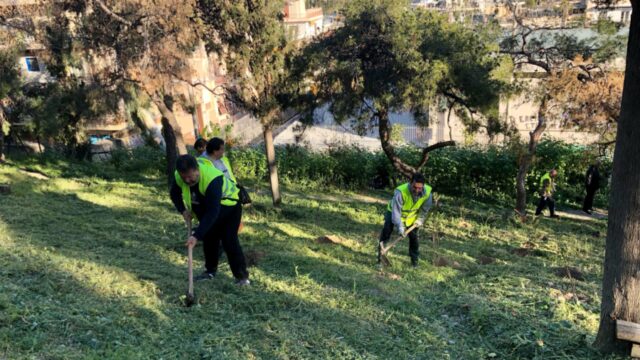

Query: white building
[[585, 0, 632, 25], [283, 0, 324, 40]]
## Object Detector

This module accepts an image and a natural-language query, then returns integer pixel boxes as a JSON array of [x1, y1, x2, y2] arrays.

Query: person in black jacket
[[170, 155, 250, 285], [582, 160, 601, 215]]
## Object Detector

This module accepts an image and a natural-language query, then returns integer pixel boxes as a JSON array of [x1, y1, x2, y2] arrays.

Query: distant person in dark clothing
[[583, 160, 601, 215], [194, 138, 207, 156]]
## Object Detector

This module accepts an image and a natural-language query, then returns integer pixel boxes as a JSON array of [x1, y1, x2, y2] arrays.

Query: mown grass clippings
[[0, 162, 622, 359]]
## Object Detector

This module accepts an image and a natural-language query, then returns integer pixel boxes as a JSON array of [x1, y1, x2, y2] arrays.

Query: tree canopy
[[298, 0, 510, 177]]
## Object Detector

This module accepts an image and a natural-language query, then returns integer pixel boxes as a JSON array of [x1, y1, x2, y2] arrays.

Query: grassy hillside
[[0, 163, 622, 359]]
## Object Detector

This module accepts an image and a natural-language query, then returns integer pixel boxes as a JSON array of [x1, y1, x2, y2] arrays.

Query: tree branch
[[93, 0, 133, 27], [416, 140, 456, 170]]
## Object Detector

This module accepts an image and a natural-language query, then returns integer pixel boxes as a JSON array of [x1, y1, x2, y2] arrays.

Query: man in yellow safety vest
[[169, 155, 250, 285], [378, 173, 434, 267], [535, 169, 559, 218]]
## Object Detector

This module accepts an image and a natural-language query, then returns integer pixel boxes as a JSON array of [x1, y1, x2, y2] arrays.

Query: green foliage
[[300, 0, 508, 136], [594, 18, 620, 36], [9, 140, 609, 208], [230, 141, 610, 207], [591, 23, 628, 64], [228, 147, 269, 181], [0, 48, 21, 100], [200, 124, 229, 140], [389, 124, 405, 145], [0, 121, 9, 137], [198, 0, 295, 126], [109, 146, 166, 178], [7, 146, 166, 182]]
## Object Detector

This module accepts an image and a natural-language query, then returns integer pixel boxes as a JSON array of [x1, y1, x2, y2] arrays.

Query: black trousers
[[535, 196, 555, 216], [583, 187, 598, 211], [378, 211, 419, 264], [202, 203, 249, 280]]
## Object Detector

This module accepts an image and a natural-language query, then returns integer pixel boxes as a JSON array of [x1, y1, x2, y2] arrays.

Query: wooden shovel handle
[[380, 224, 418, 256], [188, 246, 194, 295], [187, 220, 194, 297]]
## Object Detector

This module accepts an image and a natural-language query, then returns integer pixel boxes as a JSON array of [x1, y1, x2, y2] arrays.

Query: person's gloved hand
[[397, 225, 405, 236], [414, 220, 423, 228]]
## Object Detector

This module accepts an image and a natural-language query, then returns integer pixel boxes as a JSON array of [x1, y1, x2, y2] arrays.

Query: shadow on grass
[[0, 168, 616, 359], [0, 171, 448, 358]]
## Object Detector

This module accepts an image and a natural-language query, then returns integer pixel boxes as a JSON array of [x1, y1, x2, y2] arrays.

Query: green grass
[[0, 162, 623, 359]]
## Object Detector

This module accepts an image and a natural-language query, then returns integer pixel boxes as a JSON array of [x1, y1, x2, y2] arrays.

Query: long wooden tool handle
[[187, 219, 193, 296], [188, 246, 194, 296], [380, 194, 440, 257], [380, 224, 417, 255]]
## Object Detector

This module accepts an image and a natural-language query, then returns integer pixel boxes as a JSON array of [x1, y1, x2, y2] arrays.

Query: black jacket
[[585, 165, 601, 190], [170, 176, 223, 240]]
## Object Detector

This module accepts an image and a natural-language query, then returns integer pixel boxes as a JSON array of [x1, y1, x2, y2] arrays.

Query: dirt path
[[19, 169, 50, 180], [556, 208, 607, 221]]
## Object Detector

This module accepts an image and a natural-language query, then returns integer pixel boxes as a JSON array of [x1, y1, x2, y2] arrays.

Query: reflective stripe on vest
[[386, 182, 432, 227], [221, 156, 237, 183]]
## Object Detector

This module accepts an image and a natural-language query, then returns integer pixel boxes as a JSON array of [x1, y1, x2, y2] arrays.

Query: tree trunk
[[594, 2, 640, 353], [263, 126, 281, 206], [161, 117, 179, 188], [378, 109, 455, 179], [379, 109, 416, 178], [0, 115, 5, 163], [515, 100, 547, 214], [155, 93, 187, 187], [156, 94, 188, 155]]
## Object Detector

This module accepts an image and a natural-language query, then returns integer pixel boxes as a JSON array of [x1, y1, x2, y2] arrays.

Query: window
[[25, 57, 40, 72]]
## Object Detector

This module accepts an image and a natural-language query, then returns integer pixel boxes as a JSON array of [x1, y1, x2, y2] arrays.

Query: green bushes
[[109, 146, 165, 178], [11, 140, 609, 208], [229, 141, 610, 207], [229, 146, 267, 181]]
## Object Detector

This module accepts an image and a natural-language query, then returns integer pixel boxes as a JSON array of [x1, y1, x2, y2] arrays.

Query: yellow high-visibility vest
[[386, 182, 432, 227]]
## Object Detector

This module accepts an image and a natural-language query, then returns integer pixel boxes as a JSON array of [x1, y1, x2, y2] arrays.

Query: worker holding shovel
[[378, 173, 434, 267], [170, 155, 250, 286]]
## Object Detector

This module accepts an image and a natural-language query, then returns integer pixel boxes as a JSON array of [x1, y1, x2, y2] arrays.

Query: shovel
[[379, 224, 418, 267], [185, 219, 196, 307], [378, 193, 440, 267]]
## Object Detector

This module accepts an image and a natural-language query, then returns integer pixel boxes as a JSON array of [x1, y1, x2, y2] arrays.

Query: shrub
[[228, 141, 611, 208]]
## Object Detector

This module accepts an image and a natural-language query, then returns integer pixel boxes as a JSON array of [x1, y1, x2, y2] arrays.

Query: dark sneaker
[[235, 278, 250, 286], [550, 214, 560, 219], [194, 272, 216, 281], [411, 260, 419, 268], [583, 209, 592, 215]]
